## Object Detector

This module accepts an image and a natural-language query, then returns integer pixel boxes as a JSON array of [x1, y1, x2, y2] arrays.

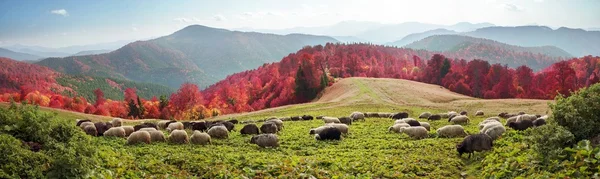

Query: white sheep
[[505, 115, 520, 126], [475, 111, 484, 116], [399, 126, 429, 139], [149, 130, 166, 142], [378, 113, 393, 118], [418, 112, 432, 119], [482, 124, 506, 140], [168, 129, 189, 144], [436, 125, 468, 138], [157, 120, 170, 130], [516, 114, 537, 122], [266, 119, 284, 131], [127, 131, 151, 145], [388, 123, 411, 133], [450, 115, 470, 124], [104, 127, 126, 138], [166, 122, 184, 132], [322, 117, 341, 124], [138, 128, 157, 132], [190, 130, 211, 145], [419, 122, 431, 131], [350, 112, 365, 121], [111, 118, 123, 127], [207, 125, 229, 139], [122, 126, 134, 137], [309, 126, 332, 135], [478, 119, 502, 130], [325, 123, 349, 134], [79, 121, 94, 129], [250, 134, 279, 148]]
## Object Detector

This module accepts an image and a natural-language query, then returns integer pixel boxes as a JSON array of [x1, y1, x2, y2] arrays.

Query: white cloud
[[213, 14, 226, 21], [502, 3, 524, 12], [50, 9, 68, 16], [173, 17, 192, 23]]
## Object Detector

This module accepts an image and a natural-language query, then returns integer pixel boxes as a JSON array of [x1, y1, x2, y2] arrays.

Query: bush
[[551, 83, 600, 141], [0, 103, 98, 178], [526, 124, 575, 162], [561, 140, 600, 177]]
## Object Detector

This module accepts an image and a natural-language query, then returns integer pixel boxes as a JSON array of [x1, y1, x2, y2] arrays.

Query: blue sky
[[0, 0, 598, 48]]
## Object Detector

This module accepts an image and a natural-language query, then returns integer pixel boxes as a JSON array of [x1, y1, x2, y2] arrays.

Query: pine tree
[[137, 96, 145, 119]]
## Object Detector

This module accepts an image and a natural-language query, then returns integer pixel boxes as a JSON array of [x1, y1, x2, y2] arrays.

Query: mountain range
[[37, 25, 339, 89], [1, 39, 136, 58], [0, 48, 42, 61]]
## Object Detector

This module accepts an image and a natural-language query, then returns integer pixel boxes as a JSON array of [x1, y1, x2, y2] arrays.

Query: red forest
[[1, 44, 599, 120]]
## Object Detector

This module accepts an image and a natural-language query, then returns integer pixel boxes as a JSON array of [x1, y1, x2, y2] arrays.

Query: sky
[[0, 0, 598, 48]]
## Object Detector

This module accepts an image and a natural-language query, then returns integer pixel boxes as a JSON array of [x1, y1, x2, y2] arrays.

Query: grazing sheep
[[475, 111, 484, 116], [482, 125, 506, 140], [190, 131, 211, 145], [134, 122, 157, 131], [104, 127, 126, 138], [111, 118, 123, 127], [122, 126, 134, 137], [518, 111, 526, 115], [378, 113, 393, 118], [158, 120, 174, 130], [440, 113, 449, 118], [395, 118, 421, 126], [428, 114, 442, 121], [309, 126, 331, 135], [168, 130, 189, 144], [316, 116, 324, 119], [388, 123, 411, 133], [315, 127, 342, 141], [391, 112, 409, 119], [419, 112, 432, 119], [478, 118, 502, 130], [533, 119, 547, 127], [228, 119, 239, 124], [182, 122, 192, 129], [516, 114, 537, 122], [399, 126, 429, 139], [338, 117, 352, 125], [127, 131, 151, 145], [240, 124, 260, 135], [84, 125, 97, 136], [419, 122, 431, 131], [508, 120, 534, 131], [448, 112, 459, 120], [266, 119, 283, 131], [290, 116, 301, 121], [79, 121, 94, 129], [94, 122, 113, 136], [149, 130, 166, 142], [207, 125, 229, 139], [457, 134, 493, 158], [165, 121, 177, 128], [217, 121, 235, 132], [250, 134, 279, 148], [260, 122, 278, 134], [460, 111, 468, 115], [437, 125, 468, 138], [350, 112, 365, 121], [192, 121, 208, 132], [450, 115, 470, 124], [505, 116, 519, 126], [139, 128, 158, 132], [365, 112, 378, 118], [76, 119, 91, 127], [325, 123, 349, 134], [302, 115, 314, 121], [322, 117, 341, 124], [166, 122, 184, 132]]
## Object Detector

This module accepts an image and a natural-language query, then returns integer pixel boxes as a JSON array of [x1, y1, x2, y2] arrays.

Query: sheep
[[260, 122, 278, 134], [437, 125, 468, 138], [449, 115, 470, 124], [111, 118, 123, 127], [94, 122, 113, 136], [157, 120, 174, 130], [456, 134, 493, 158], [419, 122, 431, 131], [394, 118, 421, 126], [309, 126, 331, 135], [388, 123, 411, 133], [322, 117, 341, 124], [338, 117, 352, 125], [479, 119, 502, 130], [508, 120, 534, 131], [315, 127, 342, 141], [182, 122, 192, 129], [538, 115, 549, 120], [168, 130, 189, 144], [103, 127, 126, 138], [76, 119, 91, 127], [448, 112, 459, 120], [127, 131, 151, 145], [207, 125, 229, 139], [378, 113, 393, 118], [316, 116, 324, 119], [518, 111, 526, 115], [228, 119, 239, 124], [350, 112, 365, 121], [516, 114, 537, 122], [250, 134, 279, 148], [482, 125, 506, 140], [533, 118, 547, 127], [240, 124, 260, 135], [391, 112, 409, 119], [190, 131, 211, 145], [325, 123, 349, 134], [399, 126, 429, 139], [440, 113, 449, 118], [134, 122, 157, 131], [166, 122, 184, 132], [505, 115, 519, 126], [122, 126, 134, 136], [79, 121, 94, 129], [279, 117, 291, 121], [460, 111, 468, 115], [418, 112, 432, 119], [290, 116, 301, 121], [149, 130, 166, 142], [302, 115, 314, 121], [84, 125, 97, 136], [192, 121, 208, 132], [266, 119, 283, 131], [138, 128, 158, 132], [215, 121, 235, 132], [364, 112, 378, 118], [428, 114, 442, 121], [475, 111, 484, 116]]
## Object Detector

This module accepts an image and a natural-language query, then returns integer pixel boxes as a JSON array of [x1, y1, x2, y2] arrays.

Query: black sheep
[[427, 114, 441, 121], [192, 121, 208, 132], [22, 141, 42, 152], [76, 119, 91, 127], [182, 122, 192, 129], [460, 111, 468, 115], [260, 122, 278, 134], [508, 120, 534, 131], [301, 115, 314, 121], [391, 112, 409, 119], [338, 117, 352, 125], [405, 120, 421, 126], [94, 122, 112, 136], [164, 120, 177, 128], [240, 124, 260, 135], [228, 119, 239, 124], [134, 122, 158, 131], [457, 134, 493, 158], [315, 127, 342, 141], [219, 121, 235, 131], [290, 116, 301, 121], [532, 119, 546, 127]]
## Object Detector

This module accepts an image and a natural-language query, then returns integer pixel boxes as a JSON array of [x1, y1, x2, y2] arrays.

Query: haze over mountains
[[1, 39, 136, 58], [0, 47, 43, 61]]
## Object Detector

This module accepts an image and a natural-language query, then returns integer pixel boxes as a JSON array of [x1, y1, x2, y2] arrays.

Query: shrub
[[0, 134, 49, 178], [550, 83, 600, 141], [526, 123, 575, 162], [560, 140, 600, 178]]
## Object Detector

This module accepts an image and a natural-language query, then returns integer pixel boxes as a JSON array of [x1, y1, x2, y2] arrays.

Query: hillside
[[0, 57, 173, 102], [386, 28, 458, 47], [464, 26, 600, 56], [356, 22, 494, 43], [0, 47, 42, 61], [404, 35, 570, 70], [37, 25, 339, 88], [71, 50, 111, 56]]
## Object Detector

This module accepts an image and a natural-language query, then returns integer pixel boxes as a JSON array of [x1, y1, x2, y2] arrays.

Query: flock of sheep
[[75, 110, 548, 158]]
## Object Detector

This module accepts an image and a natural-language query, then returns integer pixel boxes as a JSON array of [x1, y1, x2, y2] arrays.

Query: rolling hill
[[37, 25, 339, 88], [0, 47, 42, 61], [71, 50, 111, 56], [386, 28, 458, 47]]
